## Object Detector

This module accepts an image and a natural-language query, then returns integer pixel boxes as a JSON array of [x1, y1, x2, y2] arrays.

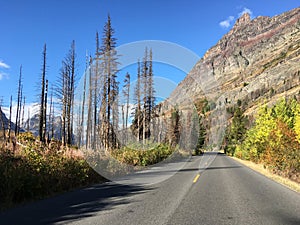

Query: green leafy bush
[[230, 98, 300, 183]]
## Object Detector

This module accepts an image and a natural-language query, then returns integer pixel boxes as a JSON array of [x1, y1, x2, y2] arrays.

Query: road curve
[[0, 153, 299, 225]]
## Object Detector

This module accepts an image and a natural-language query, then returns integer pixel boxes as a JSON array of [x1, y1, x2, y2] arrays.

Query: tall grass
[[0, 135, 105, 210]]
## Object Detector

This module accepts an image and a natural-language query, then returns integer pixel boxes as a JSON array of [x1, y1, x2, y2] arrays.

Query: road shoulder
[[230, 156, 300, 193]]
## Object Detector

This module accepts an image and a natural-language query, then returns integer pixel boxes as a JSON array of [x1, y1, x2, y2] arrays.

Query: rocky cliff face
[[171, 7, 300, 116]]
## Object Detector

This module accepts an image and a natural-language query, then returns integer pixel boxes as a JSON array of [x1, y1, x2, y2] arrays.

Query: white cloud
[[219, 7, 253, 29], [219, 16, 235, 28], [0, 60, 10, 69], [238, 7, 253, 18], [0, 72, 8, 80], [0, 60, 10, 81]]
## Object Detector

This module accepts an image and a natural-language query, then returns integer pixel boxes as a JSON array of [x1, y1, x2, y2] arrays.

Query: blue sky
[[0, 0, 299, 110]]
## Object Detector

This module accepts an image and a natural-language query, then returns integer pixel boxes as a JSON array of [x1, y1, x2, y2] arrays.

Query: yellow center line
[[193, 174, 200, 183]]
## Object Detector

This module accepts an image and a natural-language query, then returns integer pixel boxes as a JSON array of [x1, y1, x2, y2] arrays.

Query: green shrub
[[233, 98, 300, 182]]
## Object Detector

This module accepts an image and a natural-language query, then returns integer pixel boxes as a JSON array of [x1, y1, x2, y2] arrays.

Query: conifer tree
[[225, 106, 247, 155], [168, 106, 181, 147]]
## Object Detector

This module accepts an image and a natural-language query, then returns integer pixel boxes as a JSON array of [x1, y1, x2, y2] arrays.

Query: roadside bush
[[233, 98, 300, 183], [262, 121, 300, 182], [0, 144, 103, 210], [110, 144, 175, 167]]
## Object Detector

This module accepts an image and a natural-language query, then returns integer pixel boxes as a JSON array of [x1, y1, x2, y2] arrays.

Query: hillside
[[171, 7, 300, 113], [22, 114, 62, 140], [0, 107, 21, 133], [1, 106, 62, 140], [167, 7, 300, 146]]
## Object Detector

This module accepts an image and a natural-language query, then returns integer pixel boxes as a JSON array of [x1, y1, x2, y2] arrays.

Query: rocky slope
[[165, 7, 300, 147], [0, 107, 21, 133], [23, 114, 62, 140], [0, 107, 62, 140], [171, 7, 300, 116]]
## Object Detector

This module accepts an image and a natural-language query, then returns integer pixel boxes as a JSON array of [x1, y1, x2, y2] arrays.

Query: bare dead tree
[[142, 48, 148, 145], [69, 40, 76, 145], [15, 65, 23, 136], [99, 15, 119, 150], [56, 41, 76, 146], [58, 61, 67, 146], [18, 86, 23, 135], [39, 44, 47, 143], [78, 57, 88, 148], [27, 107, 30, 133], [8, 95, 12, 139], [51, 96, 55, 139], [43, 79, 48, 143], [86, 58, 93, 149], [132, 60, 142, 142], [122, 72, 130, 141], [92, 33, 100, 149], [131, 48, 155, 144], [147, 48, 155, 130], [61, 40, 77, 146], [48, 87, 53, 140], [0, 100, 6, 142], [21, 96, 25, 129]]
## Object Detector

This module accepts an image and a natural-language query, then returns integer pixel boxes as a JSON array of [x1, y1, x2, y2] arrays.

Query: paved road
[[1, 153, 299, 225]]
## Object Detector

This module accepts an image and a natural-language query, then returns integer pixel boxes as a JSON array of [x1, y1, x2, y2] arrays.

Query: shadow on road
[[178, 165, 242, 172], [0, 182, 153, 225]]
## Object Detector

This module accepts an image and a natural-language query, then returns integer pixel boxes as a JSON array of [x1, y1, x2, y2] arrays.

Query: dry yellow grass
[[231, 156, 300, 193]]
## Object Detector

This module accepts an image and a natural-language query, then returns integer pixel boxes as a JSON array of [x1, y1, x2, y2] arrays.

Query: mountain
[[1, 103, 62, 139], [170, 8, 299, 111], [0, 105, 62, 140], [167, 7, 300, 146], [0, 107, 22, 133], [0, 107, 13, 130], [171, 7, 300, 112], [23, 114, 62, 140]]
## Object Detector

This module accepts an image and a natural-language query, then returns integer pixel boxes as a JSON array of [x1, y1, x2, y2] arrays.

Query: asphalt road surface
[[1, 152, 299, 225]]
